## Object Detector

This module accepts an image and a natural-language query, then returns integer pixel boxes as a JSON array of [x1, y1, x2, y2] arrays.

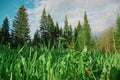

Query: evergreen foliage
[[63, 16, 73, 47], [47, 13, 55, 46], [1, 17, 10, 45], [33, 29, 40, 47], [83, 12, 92, 50], [13, 5, 30, 46], [0, 5, 119, 53], [40, 8, 49, 45], [75, 21, 84, 50], [0, 27, 2, 42], [115, 15, 120, 52], [64, 16, 69, 39]]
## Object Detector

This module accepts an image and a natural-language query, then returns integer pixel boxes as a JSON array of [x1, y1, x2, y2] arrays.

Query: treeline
[[0, 5, 120, 53]]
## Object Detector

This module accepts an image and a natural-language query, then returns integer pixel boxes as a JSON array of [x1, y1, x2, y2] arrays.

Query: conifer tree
[[115, 15, 120, 52], [33, 29, 40, 47], [9, 30, 18, 48], [40, 8, 49, 45], [0, 27, 2, 42], [68, 24, 73, 46], [76, 21, 82, 38], [1, 17, 10, 44], [54, 22, 60, 44], [83, 12, 92, 50], [64, 16, 69, 39], [75, 21, 84, 50], [13, 5, 30, 46], [74, 27, 77, 42], [47, 13, 55, 45], [55, 22, 60, 37], [69, 24, 73, 40], [63, 16, 71, 47]]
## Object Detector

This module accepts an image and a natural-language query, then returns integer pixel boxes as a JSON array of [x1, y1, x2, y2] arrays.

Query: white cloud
[[27, 0, 120, 38]]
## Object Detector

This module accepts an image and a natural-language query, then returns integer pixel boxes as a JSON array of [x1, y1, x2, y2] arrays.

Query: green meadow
[[0, 44, 120, 80]]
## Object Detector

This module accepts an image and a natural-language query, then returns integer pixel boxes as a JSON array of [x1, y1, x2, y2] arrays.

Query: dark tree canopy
[[40, 8, 49, 45], [115, 15, 120, 52], [1, 17, 10, 45], [33, 29, 40, 47], [13, 5, 30, 46], [0, 5, 119, 53], [74, 21, 84, 50], [83, 12, 92, 50]]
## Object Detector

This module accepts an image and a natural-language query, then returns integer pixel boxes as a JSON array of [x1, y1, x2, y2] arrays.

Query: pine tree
[[33, 29, 40, 47], [115, 15, 120, 52], [1, 17, 10, 45], [74, 27, 77, 43], [63, 16, 70, 47], [64, 16, 69, 38], [75, 21, 84, 50], [47, 13, 55, 46], [55, 22, 60, 37], [69, 24, 73, 40], [83, 12, 92, 50], [9, 30, 18, 48], [40, 8, 49, 45], [59, 27, 63, 37], [76, 21, 82, 38], [13, 5, 30, 46], [54, 22, 60, 44], [0, 27, 2, 42], [68, 24, 73, 46]]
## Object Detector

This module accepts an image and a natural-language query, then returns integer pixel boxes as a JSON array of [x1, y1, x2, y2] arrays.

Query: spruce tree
[[0, 27, 2, 42], [55, 22, 60, 37], [47, 13, 55, 45], [1, 17, 10, 45], [76, 21, 82, 37], [75, 21, 84, 50], [83, 12, 92, 50], [10, 30, 18, 48], [13, 5, 30, 46], [69, 24, 73, 40], [40, 8, 49, 45], [63, 16, 70, 47], [64, 16, 69, 38], [68, 24, 73, 46], [59, 27, 63, 37], [115, 15, 120, 52], [54, 22, 60, 44], [74, 27, 77, 43], [33, 30, 40, 47]]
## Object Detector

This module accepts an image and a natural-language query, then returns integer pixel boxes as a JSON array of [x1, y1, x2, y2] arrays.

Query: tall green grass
[[0, 44, 120, 80]]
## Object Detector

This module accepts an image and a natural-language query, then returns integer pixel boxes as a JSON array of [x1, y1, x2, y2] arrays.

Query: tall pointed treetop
[[13, 4, 30, 45], [1, 17, 10, 44], [83, 11, 92, 50], [64, 15, 69, 32], [115, 15, 120, 52]]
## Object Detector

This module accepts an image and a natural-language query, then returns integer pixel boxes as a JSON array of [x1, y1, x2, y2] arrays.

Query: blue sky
[[0, 0, 34, 29], [0, 0, 120, 38]]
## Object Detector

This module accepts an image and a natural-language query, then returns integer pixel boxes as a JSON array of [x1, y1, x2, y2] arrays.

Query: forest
[[0, 5, 120, 80]]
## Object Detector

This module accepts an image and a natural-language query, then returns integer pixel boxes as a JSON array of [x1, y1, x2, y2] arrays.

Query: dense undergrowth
[[0, 44, 120, 80]]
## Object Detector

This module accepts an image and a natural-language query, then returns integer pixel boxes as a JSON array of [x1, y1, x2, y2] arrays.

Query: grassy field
[[0, 44, 120, 80]]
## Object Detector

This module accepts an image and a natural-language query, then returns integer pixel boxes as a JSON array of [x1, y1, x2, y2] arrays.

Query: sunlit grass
[[0, 44, 120, 80]]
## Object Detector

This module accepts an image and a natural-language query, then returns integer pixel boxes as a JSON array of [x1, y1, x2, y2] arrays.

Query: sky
[[0, 0, 120, 38], [0, 0, 34, 30]]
